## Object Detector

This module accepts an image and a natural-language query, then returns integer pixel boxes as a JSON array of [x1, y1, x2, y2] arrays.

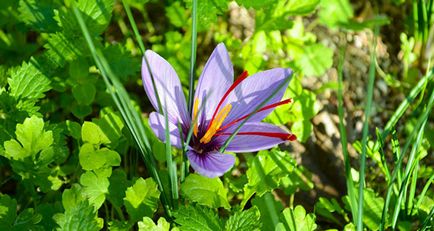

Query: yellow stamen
[[193, 98, 199, 137], [200, 104, 232, 144]]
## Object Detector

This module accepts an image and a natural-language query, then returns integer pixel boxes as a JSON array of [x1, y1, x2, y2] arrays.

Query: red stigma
[[207, 71, 249, 130]]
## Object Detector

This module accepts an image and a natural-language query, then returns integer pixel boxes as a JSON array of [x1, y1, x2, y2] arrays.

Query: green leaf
[[138, 217, 171, 231], [275, 205, 317, 231], [251, 192, 283, 229], [181, 173, 230, 209], [314, 197, 345, 225], [80, 168, 112, 210], [0, 194, 43, 230], [44, 32, 85, 66], [0, 194, 17, 229], [174, 204, 223, 231], [284, 0, 320, 15], [66, 120, 82, 140], [103, 44, 140, 81], [107, 169, 130, 208], [72, 83, 96, 105], [3, 115, 52, 160], [124, 177, 160, 222], [81, 121, 111, 145], [75, 0, 115, 34], [295, 44, 333, 77], [8, 61, 51, 101], [166, 2, 188, 28], [185, 0, 228, 31], [18, 0, 59, 32], [243, 150, 302, 207], [108, 220, 131, 231], [79, 143, 120, 171], [93, 108, 125, 148], [318, 0, 353, 28], [225, 207, 262, 231], [54, 201, 102, 231]]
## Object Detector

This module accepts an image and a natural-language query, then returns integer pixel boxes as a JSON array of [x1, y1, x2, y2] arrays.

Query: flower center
[[200, 103, 232, 144]]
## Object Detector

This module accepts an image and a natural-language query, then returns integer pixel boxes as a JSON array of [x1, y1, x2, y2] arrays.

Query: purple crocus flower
[[142, 43, 296, 178]]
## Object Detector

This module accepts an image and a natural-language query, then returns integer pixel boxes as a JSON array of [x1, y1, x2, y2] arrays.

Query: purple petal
[[142, 51, 190, 124], [187, 150, 235, 178], [222, 68, 292, 127], [194, 43, 233, 122], [148, 112, 183, 149], [218, 122, 292, 153]]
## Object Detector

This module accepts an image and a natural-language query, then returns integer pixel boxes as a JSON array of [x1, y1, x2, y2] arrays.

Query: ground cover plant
[[0, 0, 433, 230]]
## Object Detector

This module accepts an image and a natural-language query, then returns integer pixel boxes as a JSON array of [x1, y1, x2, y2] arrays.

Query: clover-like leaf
[[80, 168, 112, 210], [81, 121, 111, 145], [124, 177, 160, 223], [138, 217, 171, 231], [79, 143, 120, 171], [275, 205, 317, 231]]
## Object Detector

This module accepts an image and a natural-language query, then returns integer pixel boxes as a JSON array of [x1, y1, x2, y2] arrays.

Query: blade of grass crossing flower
[[391, 88, 434, 228], [73, 7, 172, 217], [122, 0, 178, 211], [177, 121, 188, 182], [187, 0, 198, 113], [122, 0, 146, 55], [336, 46, 358, 223], [357, 26, 379, 231], [219, 74, 293, 153], [163, 101, 177, 208]]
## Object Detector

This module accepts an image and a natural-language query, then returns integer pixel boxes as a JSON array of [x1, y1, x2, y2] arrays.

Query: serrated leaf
[[275, 205, 317, 231], [174, 204, 223, 231], [81, 121, 111, 145], [80, 168, 112, 210], [54, 201, 101, 231], [44, 32, 84, 67], [181, 174, 230, 209], [138, 217, 171, 231], [8, 61, 51, 101], [124, 177, 160, 222], [18, 0, 59, 32], [76, 0, 114, 34], [225, 207, 262, 231]]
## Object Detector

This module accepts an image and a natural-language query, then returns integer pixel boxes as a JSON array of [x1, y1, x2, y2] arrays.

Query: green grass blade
[[122, 0, 146, 55], [357, 26, 379, 231], [415, 174, 434, 210], [187, 0, 198, 113], [72, 7, 172, 217], [336, 46, 358, 223], [391, 87, 434, 228], [373, 70, 434, 153]]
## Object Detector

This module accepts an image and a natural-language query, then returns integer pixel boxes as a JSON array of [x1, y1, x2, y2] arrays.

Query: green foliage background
[[0, 0, 433, 230]]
